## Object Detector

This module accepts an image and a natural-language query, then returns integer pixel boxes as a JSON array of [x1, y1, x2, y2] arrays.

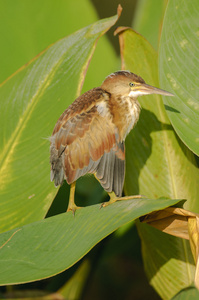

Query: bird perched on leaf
[[50, 71, 173, 213]]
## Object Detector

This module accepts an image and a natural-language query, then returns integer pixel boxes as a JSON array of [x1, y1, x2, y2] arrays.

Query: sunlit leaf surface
[[116, 27, 198, 299], [0, 11, 120, 233], [159, 0, 199, 156], [0, 197, 180, 285]]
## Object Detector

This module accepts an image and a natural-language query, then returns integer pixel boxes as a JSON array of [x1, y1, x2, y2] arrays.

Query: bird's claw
[[67, 204, 81, 216]]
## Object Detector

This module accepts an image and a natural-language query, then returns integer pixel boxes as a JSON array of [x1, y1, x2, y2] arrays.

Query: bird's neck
[[110, 95, 141, 140]]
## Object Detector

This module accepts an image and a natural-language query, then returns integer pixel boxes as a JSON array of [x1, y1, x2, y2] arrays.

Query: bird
[[50, 71, 173, 213]]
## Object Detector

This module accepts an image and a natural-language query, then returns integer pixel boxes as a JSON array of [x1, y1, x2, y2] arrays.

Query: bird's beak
[[138, 83, 174, 97]]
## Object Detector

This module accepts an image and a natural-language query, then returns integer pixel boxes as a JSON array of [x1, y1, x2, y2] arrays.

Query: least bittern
[[50, 71, 173, 213]]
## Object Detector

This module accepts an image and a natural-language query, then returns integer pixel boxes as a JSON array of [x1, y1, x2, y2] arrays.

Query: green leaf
[[116, 27, 199, 299], [58, 260, 91, 300], [132, 0, 166, 49], [172, 286, 199, 300], [159, 0, 199, 156], [137, 223, 195, 299], [117, 27, 199, 212], [0, 11, 120, 233], [0, 0, 98, 83], [0, 0, 119, 96], [0, 197, 180, 285]]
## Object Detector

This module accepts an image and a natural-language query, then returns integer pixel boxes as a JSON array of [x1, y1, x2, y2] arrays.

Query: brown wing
[[50, 88, 125, 196]]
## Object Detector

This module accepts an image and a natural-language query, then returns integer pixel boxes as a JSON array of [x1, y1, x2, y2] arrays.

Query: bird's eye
[[129, 82, 134, 87]]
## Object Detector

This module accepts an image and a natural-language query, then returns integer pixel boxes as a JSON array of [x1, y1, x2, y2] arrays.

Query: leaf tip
[[117, 4, 123, 18], [114, 26, 129, 36]]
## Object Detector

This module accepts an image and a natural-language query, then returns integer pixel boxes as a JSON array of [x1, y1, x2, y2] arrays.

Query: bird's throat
[[123, 96, 141, 139], [111, 96, 141, 140]]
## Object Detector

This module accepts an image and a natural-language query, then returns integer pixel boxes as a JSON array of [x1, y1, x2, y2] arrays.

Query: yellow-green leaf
[[0, 10, 120, 233], [116, 27, 199, 299], [159, 0, 199, 156], [0, 197, 180, 285]]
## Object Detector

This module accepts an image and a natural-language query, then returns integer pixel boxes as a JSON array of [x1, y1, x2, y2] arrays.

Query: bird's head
[[101, 71, 174, 98]]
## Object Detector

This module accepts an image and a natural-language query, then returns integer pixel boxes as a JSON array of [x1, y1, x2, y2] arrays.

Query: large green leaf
[[159, 0, 199, 156], [132, 0, 166, 49], [138, 222, 195, 298], [0, 0, 98, 83], [0, 11, 120, 233], [172, 286, 199, 300], [117, 27, 199, 298], [118, 27, 199, 212], [0, 197, 180, 285], [0, 0, 119, 94]]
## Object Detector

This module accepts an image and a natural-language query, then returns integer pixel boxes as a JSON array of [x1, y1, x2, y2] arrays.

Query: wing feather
[[50, 88, 125, 195], [96, 142, 125, 196], [113, 143, 125, 196]]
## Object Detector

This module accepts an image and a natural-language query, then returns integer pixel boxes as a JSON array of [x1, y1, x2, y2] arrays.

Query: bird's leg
[[67, 182, 80, 214], [100, 191, 118, 208], [101, 191, 142, 208]]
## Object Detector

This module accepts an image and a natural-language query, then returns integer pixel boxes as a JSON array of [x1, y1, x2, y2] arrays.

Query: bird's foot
[[67, 203, 81, 216], [100, 197, 119, 208], [101, 194, 143, 208]]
